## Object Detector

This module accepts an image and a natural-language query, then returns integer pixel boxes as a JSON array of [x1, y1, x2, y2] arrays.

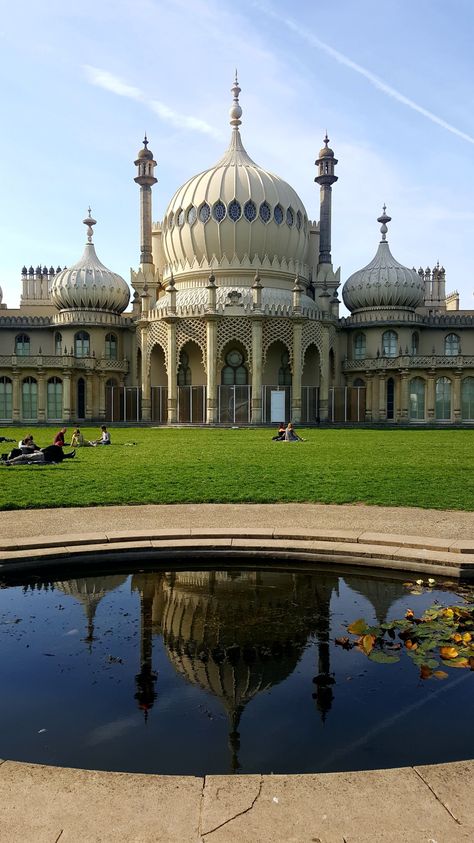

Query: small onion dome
[[318, 133, 335, 158], [50, 210, 130, 313], [342, 207, 424, 312], [136, 134, 154, 160]]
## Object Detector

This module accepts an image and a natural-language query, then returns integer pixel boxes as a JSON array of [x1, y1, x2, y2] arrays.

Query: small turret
[[134, 135, 157, 267], [314, 134, 338, 265]]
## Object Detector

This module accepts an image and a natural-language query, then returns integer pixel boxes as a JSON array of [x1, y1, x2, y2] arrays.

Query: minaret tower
[[134, 135, 158, 295], [314, 134, 338, 265]]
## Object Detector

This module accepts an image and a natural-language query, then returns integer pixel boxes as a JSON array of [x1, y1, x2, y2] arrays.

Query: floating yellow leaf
[[361, 634, 375, 655], [462, 632, 472, 644], [347, 618, 368, 635], [443, 609, 454, 619], [405, 640, 418, 650], [452, 633, 463, 643], [433, 670, 448, 680], [439, 646, 459, 659]]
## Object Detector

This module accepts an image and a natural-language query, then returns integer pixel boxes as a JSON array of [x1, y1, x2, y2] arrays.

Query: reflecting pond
[[0, 563, 473, 775]]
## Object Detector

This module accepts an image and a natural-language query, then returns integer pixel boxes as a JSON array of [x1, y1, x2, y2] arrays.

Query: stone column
[[140, 324, 151, 421], [365, 373, 373, 421], [427, 372, 436, 421], [251, 318, 263, 424], [167, 319, 177, 424], [12, 371, 20, 422], [453, 371, 462, 423], [37, 372, 46, 422], [291, 320, 302, 423], [378, 373, 386, 421], [85, 373, 93, 420], [62, 372, 71, 421], [400, 371, 409, 421], [318, 328, 330, 423], [98, 374, 106, 420], [206, 317, 218, 424]]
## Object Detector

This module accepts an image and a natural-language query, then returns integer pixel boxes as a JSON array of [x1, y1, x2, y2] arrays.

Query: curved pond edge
[[1, 526, 474, 577], [0, 757, 473, 841]]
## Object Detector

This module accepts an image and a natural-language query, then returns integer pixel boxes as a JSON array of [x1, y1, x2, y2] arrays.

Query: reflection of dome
[[55, 574, 128, 643], [162, 76, 310, 282], [342, 207, 424, 312], [50, 211, 130, 313], [343, 573, 406, 625]]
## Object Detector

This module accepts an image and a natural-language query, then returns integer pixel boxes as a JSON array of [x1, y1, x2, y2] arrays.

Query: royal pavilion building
[[1, 77, 474, 427]]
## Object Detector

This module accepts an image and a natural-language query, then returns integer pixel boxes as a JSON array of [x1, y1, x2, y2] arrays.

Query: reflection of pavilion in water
[[131, 569, 339, 770], [55, 576, 128, 648]]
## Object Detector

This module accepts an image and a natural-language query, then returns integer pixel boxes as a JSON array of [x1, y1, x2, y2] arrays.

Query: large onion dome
[[162, 75, 310, 280], [50, 211, 130, 312], [342, 207, 424, 313]]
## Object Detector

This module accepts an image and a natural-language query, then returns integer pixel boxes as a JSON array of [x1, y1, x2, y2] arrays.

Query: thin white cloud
[[253, 3, 474, 146], [83, 65, 221, 140]]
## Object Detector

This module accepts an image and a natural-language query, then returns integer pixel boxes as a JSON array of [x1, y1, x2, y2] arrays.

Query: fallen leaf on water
[[420, 665, 432, 680], [433, 670, 449, 680], [347, 618, 368, 635], [361, 634, 375, 655], [439, 646, 459, 660]]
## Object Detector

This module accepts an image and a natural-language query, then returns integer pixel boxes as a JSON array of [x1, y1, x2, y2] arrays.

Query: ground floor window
[[409, 377, 425, 420], [47, 377, 63, 419], [0, 377, 12, 419], [221, 350, 247, 385], [435, 377, 451, 420], [22, 377, 38, 419], [461, 377, 474, 420]]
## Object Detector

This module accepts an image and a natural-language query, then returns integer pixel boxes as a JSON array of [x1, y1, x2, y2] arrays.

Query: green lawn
[[0, 426, 472, 511]]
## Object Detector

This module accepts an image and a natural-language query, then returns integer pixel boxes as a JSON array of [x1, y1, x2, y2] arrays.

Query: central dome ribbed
[[162, 77, 310, 282]]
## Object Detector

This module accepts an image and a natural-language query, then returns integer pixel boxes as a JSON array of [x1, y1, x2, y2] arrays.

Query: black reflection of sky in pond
[[0, 565, 472, 776]]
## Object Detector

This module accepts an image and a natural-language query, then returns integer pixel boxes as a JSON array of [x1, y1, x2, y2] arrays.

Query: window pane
[[445, 334, 460, 356], [47, 379, 63, 419], [354, 334, 366, 360], [382, 331, 397, 357], [0, 378, 12, 419], [409, 378, 425, 420], [435, 377, 451, 420], [22, 379, 37, 419], [462, 378, 474, 420]]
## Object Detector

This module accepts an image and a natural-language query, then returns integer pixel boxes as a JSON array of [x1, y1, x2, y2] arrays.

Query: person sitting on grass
[[71, 428, 93, 447], [53, 427, 67, 447], [284, 422, 305, 442], [1, 445, 75, 466], [272, 423, 286, 441], [91, 425, 111, 446]]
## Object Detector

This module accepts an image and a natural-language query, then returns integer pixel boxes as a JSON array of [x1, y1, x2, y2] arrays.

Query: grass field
[[0, 426, 472, 512]]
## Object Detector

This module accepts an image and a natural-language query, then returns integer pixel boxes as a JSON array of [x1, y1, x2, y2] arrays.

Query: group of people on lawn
[[272, 422, 305, 442], [1, 426, 111, 466]]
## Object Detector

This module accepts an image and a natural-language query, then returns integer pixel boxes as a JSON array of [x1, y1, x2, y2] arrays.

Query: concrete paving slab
[[0, 761, 203, 843], [273, 527, 362, 543], [359, 532, 454, 551], [414, 760, 474, 828], [201, 768, 471, 842]]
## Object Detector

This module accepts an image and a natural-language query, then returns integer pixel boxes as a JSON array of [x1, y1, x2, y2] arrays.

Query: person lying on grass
[[1, 445, 76, 465]]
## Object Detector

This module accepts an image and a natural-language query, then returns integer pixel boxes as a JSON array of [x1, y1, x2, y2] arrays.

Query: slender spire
[[377, 204, 391, 242], [229, 71, 242, 129], [83, 207, 97, 243], [143, 133, 148, 149]]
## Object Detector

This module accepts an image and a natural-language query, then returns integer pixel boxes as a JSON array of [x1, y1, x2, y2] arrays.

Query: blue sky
[[1, 0, 474, 312]]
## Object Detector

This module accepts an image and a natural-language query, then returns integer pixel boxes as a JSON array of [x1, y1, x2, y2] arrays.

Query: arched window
[[22, 377, 37, 419], [435, 377, 452, 420], [382, 330, 398, 357], [354, 333, 366, 360], [278, 350, 292, 386], [0, 376, 13, 420], [105, 333, 118, 360], [47, 377, 63, 419], [75, 331, 90, 357], [55, 332, 62, 356], [461, 378, 474, 420], [411, 332, 419, 355], [409, 377, 425, 420], [221, 349, 247, 385], [15, 334, 30, 356], [177, 350, 192, 386], [445, 333, 460, 356]]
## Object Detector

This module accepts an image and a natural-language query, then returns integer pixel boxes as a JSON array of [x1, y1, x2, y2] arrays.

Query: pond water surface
[[0, 563, 473, 775]]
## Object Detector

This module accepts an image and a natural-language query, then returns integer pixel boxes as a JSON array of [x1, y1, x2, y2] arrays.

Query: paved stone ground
[[1, 501, 474, 541], [0, 502, 473, 842]]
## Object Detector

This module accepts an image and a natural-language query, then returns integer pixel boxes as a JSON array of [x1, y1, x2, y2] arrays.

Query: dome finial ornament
[[143, 133, 148, 149], [229, 71, 242, 128], [377, 204, 391, 242], [83, 207, 97, 244], [324, 131, 329, 147]]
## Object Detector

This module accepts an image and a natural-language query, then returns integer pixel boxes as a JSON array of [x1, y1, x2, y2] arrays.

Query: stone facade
[[1, 81, 472, 426]]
